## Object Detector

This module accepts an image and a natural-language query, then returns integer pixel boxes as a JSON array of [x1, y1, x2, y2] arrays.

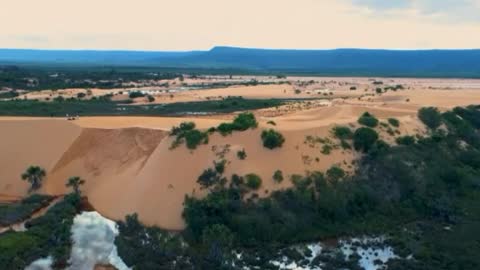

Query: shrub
[[232, 112, 258, 130], [388, 118, 400, 127], [358, 112, 379, 128], [237, 149, 247, 160], [129, 91, 145, 98], [332, 126, 353, 140], [76, 92, 86, 99], [147, 95, 155, 102], [396, 135, 416, 146], [273, 170, 284, 183], [321, 144, 333, 155], [350, 86, 357, 90], [353, 127, 379, 152], [217, 123, 234, 135], [418, 107, 442, 129], [267, 120, 276, 126], [261, 129, 285, 149], [214, 160, 226, 174], [217, 112, 258, 135], [197, 169, 221, 189], [231, 174, 244, 186], [170, 122, 208, 149], [326, 166, 346, 182], [245, 174, 262, 190], [170, 122, 195, 136], [184, 129, 208, 149]]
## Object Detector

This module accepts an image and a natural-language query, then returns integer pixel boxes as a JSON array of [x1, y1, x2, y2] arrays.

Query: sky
[[1, 0, 479, 50]]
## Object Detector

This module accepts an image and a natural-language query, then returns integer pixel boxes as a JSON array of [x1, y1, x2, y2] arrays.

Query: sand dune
[[1, 82, 478, 230], [0, 115, 356, 230]]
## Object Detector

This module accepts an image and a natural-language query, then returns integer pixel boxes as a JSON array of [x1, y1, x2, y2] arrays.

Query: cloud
[[352, 0, 410, 10], [350, 0, 480, 21]]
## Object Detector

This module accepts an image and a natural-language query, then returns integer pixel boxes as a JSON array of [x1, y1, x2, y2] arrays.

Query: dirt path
[[0, 196, 63, 234]]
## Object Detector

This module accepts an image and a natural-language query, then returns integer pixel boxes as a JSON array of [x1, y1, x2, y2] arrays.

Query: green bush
[[184, 129, 208, 149], [326, 166, 346, 182], [237, 149, 247, 160], [214, 160, 226, 174], [170, 122, 208, 149], [197, 168, 221, 189], [418, 107, 442, 129], [231, 174, 245, 186], [147, 95, 155, 102], [261, 129, 285, 149], [245, 174, 262, 190], [273, 170, 284, 183], [388, 118, 400, 127], [170, 122, 195, 136], [332, 126, 353, 140], [396, 135, 416, 146], [321, 144, 333, 155], [217, 112, 258, 135], [233, 112, 258, 130], [358, 112, 379, 128], [353, 127, 379, 152]]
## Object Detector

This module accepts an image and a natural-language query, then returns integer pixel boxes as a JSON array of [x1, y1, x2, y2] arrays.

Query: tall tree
[[66, 176, 85, 194], [21, 166, 46, 192]]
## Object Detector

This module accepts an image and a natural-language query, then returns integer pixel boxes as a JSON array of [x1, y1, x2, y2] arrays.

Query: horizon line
[[1, 46, 480, 53]]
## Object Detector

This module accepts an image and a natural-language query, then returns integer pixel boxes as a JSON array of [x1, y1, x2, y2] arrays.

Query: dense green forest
[[1, 105, 480, 269]]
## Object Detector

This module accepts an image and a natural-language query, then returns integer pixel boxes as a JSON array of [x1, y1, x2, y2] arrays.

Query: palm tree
[[21, 166, 46, 192], [66, 176, 85, 194]]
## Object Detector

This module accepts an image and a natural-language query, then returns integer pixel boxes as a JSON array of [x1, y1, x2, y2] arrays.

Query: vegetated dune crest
[[0, 102, 429, 230]]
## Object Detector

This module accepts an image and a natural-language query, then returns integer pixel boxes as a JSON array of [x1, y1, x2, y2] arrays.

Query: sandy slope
[[0, 120, 81, 196]]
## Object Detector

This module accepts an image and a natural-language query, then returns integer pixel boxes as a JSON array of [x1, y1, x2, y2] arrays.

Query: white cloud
[[350, 0, 480, 22]]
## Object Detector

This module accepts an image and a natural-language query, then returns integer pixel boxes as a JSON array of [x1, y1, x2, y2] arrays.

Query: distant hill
[[1, 46, 480, 77]]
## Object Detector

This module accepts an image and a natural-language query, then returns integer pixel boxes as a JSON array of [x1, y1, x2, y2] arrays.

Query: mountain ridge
[[1, 46, 480, 77]]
